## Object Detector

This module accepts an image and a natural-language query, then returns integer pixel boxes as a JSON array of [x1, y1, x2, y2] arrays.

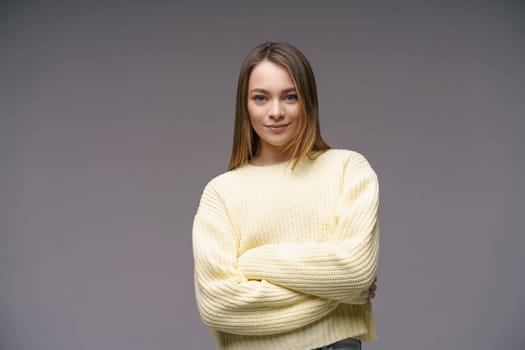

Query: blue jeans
[[312, 337, 362, 350]]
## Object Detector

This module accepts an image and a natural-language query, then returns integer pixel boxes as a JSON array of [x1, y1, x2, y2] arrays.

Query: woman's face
[[247, 60, 300, 157]]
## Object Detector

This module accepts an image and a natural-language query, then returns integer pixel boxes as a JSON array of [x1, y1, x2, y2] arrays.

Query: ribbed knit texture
[[192, 149, 380, 350]]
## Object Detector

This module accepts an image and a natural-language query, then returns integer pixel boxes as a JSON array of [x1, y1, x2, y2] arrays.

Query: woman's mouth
[[266, 123, 290, 132]]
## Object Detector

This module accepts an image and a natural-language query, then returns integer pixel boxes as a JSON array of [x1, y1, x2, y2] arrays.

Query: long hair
[[228, 41, 330, 171]]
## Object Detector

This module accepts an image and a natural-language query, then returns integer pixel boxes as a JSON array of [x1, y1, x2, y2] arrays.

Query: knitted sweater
[[192, 148, 380, 350]]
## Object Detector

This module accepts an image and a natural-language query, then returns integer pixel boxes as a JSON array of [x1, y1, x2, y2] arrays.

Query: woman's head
[[228, 41, 330, 170]]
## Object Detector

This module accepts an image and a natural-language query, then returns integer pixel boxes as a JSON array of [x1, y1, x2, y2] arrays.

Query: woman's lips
[[266, 123, 290, 132]]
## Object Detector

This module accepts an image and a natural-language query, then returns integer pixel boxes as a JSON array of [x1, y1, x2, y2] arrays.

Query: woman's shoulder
[[198, 168, 241, 198], [319, 148, 372, 165], [319, 148, 377, 177]]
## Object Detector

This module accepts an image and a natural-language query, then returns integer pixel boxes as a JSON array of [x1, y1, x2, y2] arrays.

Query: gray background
[[1, 0, 524, 349]]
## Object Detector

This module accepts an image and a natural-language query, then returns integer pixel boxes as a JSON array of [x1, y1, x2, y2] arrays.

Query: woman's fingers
[[368, 276, 378, 298]]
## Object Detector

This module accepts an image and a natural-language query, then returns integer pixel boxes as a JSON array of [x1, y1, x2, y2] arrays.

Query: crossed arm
[[192, 183, 339, 336], [192, 153, 379, 336]]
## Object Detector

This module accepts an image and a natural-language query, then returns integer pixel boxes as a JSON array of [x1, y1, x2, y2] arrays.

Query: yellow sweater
[[192, 148, 380, 350]]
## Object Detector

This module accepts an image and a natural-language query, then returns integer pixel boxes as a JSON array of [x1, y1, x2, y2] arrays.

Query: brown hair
[[227, 41, 330, 171]]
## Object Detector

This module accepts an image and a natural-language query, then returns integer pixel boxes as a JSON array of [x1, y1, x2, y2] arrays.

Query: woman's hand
[[368, 277, 378, 299]]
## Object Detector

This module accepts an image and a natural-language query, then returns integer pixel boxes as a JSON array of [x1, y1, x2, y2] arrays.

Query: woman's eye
[[285, 94, 298, 102], [253, 95, 266, 102]]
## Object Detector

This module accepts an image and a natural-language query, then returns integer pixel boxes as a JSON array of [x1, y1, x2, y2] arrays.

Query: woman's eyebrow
[[249, 87, 297, 94]]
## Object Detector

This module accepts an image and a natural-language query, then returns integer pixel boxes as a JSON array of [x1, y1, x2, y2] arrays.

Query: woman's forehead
[[248, 61, 295, 91]]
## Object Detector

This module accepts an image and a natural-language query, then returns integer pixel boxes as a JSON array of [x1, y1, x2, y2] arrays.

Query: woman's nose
[[268, 100, 284, 119]]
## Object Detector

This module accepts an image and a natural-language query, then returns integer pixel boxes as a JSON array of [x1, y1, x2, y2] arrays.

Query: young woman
[[192, 41, 380, 350]]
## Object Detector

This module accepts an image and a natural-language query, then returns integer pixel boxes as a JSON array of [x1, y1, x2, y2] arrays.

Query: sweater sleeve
[[192, 181, 339, 336], [236, 152, 380, 304]]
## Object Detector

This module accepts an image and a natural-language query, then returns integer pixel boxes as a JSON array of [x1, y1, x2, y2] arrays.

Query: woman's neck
[[249, 145, 292, 166]]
